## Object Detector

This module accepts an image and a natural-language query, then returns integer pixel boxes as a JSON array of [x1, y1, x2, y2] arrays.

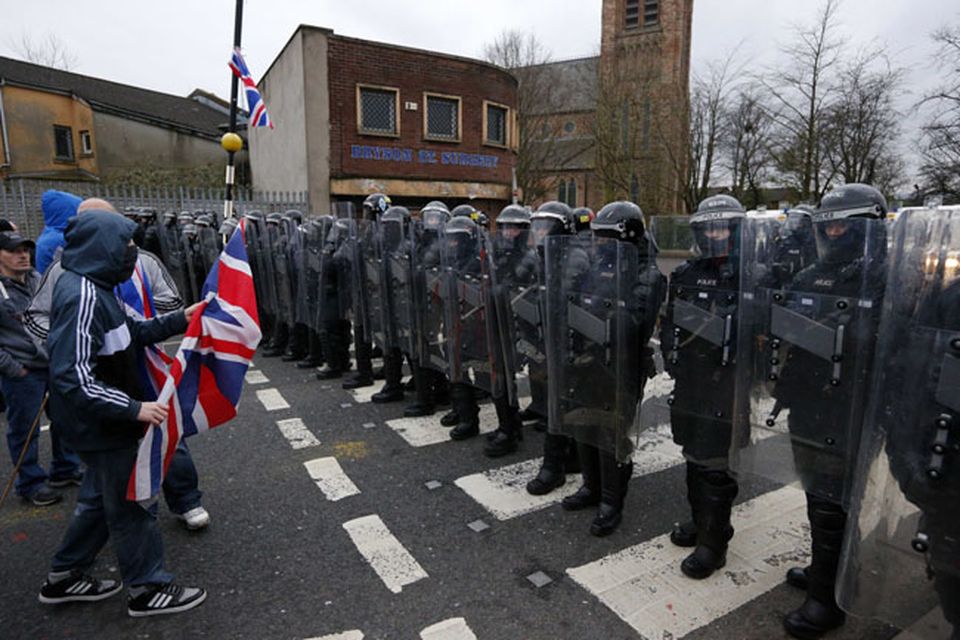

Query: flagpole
[[221, 0, 245, 223]]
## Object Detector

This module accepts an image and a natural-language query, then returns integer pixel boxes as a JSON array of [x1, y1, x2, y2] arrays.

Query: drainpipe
[[0, 80, 11, 168]]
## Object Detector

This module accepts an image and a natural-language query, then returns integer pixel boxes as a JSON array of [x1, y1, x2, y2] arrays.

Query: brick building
[[528, 0, 693, 215], [249, 26, 518, 215]]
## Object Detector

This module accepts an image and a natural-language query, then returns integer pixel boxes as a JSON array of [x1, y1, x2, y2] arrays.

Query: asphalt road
[[0, 350, 915, 640]]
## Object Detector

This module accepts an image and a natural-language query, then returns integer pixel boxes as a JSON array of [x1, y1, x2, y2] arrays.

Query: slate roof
[[0, 56, 226, 140], [523, 56, 599, 115]]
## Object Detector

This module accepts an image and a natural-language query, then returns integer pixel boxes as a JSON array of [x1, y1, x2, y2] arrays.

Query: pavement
[[0, 347, 931, 640]]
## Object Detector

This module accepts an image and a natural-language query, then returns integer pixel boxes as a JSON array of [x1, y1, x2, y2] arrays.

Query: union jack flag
[[228, 47, 273, 129], [128, 221, 261, 502], [116, 260, 173, 400]]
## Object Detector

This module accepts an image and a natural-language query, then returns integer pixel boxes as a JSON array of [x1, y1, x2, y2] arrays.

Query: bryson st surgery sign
[[350, 144, 499, 168]]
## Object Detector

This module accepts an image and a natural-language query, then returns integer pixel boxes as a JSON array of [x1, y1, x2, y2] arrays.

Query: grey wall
[[92, 112, 223, 172], [249, 30, 311, 203], [301, 29, 330, 213]]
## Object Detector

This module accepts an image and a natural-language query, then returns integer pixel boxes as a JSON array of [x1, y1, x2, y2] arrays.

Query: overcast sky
[[1, 0, 956, 182]]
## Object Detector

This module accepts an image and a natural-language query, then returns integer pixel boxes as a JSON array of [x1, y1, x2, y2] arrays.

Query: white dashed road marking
[[304, 457, 360, 501], [342, 514, 428, 594], [275, 418, 320, 450], [455, 425, 683, 521], [245, 370, 269, 385], [419, 617, 478, 640], [567, 485, 810, 640], [257, 387, 290, 411], [304, 632, 364, 640], [386, 403, 497, 447]]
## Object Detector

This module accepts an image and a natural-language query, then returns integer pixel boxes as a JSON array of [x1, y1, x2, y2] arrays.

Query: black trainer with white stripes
[[127, 583, 207, 617], [38, 571, 123, 604]]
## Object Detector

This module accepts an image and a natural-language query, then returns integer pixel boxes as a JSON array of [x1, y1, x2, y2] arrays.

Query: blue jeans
[[162, 441, 203, 515], [1, 369, 81, 497], [50, 446, 173, 588]]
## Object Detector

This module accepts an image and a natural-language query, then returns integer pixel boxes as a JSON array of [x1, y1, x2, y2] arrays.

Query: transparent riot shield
[[544, 235, 644, 461], [489, 224, 543, 408], [157, 215, 190, 300], [732, 216, 887, 505], [649, 215, 695, 256], [178, 219, 203, 304], [383, 219, 417, 357], [837, 207, 960, 636], [302, 218, 331, 333], [267, 218, 295, 328], [322, 218, 355, 328], [414, 222, 450, 374], [242, 212, 277, 326], [649, 215, 745, 469], [352, 218, 390, 349], [195, 220, 221, 276], [282, 218, 307, 327], [442, 227, 499, 395]]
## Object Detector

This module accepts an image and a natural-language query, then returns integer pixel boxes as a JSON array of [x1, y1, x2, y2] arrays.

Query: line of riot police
[[209, 185, 956, 640]]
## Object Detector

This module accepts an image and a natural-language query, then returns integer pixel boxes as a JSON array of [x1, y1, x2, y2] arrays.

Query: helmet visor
[[531, 217, 565, 247], [692, 219, 738, 259]]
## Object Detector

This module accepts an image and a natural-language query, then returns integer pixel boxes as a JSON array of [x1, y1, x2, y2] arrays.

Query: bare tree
[[12, 32, 78, 70], [725, 86, 774, 208], [822, 54, 904, 194], [482, 30, 557, 205], [919, 23, 960, 199], [761, 0, 844, 201]]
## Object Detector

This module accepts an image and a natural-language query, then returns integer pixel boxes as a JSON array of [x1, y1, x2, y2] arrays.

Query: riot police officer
[[342, 193, 391, 390], [659, 195, 745, 580], [404, 201, 451, 417], [522, 202, 582, 492], [553, 201, 665, 536], [316, 216, 355, 380], [737, 184, 888, 639], [297, 215, 334, 369], [262, 212, 294, 357]]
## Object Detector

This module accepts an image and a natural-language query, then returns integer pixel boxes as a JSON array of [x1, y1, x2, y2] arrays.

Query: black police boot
[[783, 496, 847, 640], [261, 322, 289, 357], [342, 373, 374, 390], [316, 365, 345, 380], [563, 437, 581, 474], [518, 406, 541, 422], [372, 350, 404, 403], [440, 410, 460, 427], [449, 383, 480, 440], [297, 330, 324, 368], [484, 397, 522, 458], [282, 323, 309, 361], [671, 463, 702, 548], [345, 334, 374, 389], [786, 566, 810, 590], [681, 470, 737, 579], [562, 443, 602, 511], [526, 434, 569, 495], [404, 363, 436, 417], [590, 453, 629, 537]]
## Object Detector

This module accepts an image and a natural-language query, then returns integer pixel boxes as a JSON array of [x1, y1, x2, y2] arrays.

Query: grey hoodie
[[0, 270, 48, 377]]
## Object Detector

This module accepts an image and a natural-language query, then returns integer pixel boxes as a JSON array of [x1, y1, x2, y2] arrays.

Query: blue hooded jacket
[[48, 210, 187, 452], [36, 190, 81, 273]]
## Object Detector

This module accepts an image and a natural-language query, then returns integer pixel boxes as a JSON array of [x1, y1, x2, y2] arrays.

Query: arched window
[[567, 179, 577, 207], [558, 179, 567, 205]]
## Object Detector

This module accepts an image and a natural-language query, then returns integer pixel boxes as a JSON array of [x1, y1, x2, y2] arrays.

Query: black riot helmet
[[591, 201, 646, 247], [690, 195, 746, 259], [813, 183, 887, 264], [381, 206, 411, 250], [495, 204, 531, 251], [530, 201, 576, 248], [421, 202, 450, 234], [444, 215, 479, 267], [219, 216, 239, 237], [284, 209, 303, 224], [362, 193, 391, 220], [451, 203, 478, 219], [572, 207, 595, 234]]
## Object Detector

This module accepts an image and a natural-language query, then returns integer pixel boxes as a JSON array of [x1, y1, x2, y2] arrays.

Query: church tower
[[599, 0, 694, 213]]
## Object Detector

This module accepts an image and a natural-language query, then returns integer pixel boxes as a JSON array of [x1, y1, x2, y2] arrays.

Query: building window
[[357, 85, 399, 136], [644, 0, 659, 26], [53, 125, 74, 161], [558, 179, 577, 207], [423, 93, 461, 142], [563, 121, 576, 135], [625, 0, 640, 29], [484, 101, 509, 147], [79, 130, 93, 155]]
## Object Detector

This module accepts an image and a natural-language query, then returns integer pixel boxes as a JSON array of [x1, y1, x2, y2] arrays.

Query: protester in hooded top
[[36, 190, 82, 274], [23, 198, 207, 531], [38, 209, 206, 617], [0, 231, 82, 506]]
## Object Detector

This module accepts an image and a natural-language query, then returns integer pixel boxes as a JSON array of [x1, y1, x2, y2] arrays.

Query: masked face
[[121, 241, 139, 282]]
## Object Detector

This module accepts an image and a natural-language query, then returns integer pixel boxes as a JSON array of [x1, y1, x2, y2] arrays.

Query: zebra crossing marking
[[567, 485, 809, 640], [419, 617, 478, 640], [304, 457, 361, 501], [454, 425, 683, 521], [257, 387, 290, 411], [385, 403, 498, 447], [275, 418, 320, 450], [245, 369, 269, 385], [342, 514, 428, 594]]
